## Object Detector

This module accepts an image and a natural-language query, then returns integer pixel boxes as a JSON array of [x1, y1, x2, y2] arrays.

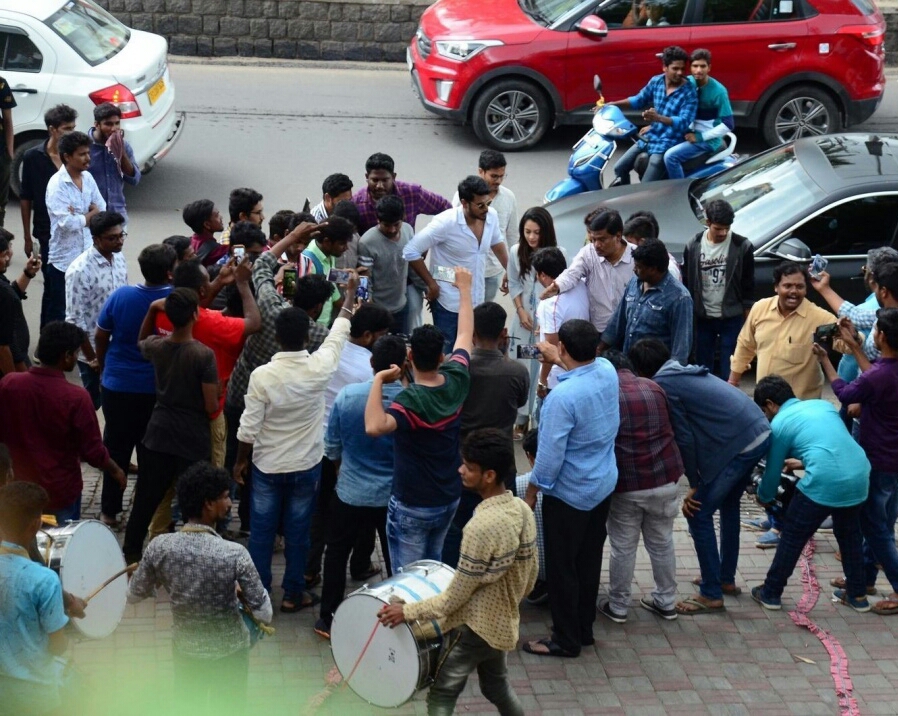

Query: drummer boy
[[378, 428, 538, 715]]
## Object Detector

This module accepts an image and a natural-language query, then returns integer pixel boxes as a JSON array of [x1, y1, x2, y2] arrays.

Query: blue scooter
[[545, 75, 739, 204]]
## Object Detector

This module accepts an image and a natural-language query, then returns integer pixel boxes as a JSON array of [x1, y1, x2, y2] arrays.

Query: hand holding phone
[[517, 344, 541, 359], [232, 245, 245, 260], [282, 268, 298, 299], [327, 268, 352, 284], [809, 254, 829, 280]]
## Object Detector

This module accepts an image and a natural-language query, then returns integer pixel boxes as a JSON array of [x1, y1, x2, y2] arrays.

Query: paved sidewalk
[[67, 464, 898, 716]]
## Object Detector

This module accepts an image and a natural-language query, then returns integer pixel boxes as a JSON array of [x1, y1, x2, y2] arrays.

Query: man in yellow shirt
[[729, 263, 835, 399]]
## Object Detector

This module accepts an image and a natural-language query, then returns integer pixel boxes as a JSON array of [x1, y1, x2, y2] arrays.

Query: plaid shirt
[[226, 252, 328, 411], [628, 74, 698, 155], [838, 299, 882, 363], [614, 369, 684, 493], [353, 180, 451, 233]]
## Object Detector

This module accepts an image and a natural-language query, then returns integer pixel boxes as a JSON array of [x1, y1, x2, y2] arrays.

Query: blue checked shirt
[[838, 296, 881, 364], [628, 74, 698, 155]]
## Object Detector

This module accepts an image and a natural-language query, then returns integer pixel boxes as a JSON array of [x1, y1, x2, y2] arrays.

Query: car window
[[597, 0, 685, 26], [700, 0, 799, 23], [0, 32, 43, 73], [45, 0, 129, 67], [779, 195, 898, 257]]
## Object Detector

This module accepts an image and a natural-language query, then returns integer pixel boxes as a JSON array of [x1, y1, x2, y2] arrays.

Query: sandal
[[829, 576, 877, 595], [691, 577, 741, 596], [871, 596, 898, 615], [280, 591, 320, 613], [675, 597, 726, 615], [523, 637, 577, 658], [304, 573, 321, 588], [351, 563, 382, 581], [513, 424, 527, 442]]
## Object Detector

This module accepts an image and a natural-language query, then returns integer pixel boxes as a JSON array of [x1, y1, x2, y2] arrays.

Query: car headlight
[[435, 39, 503, 61]]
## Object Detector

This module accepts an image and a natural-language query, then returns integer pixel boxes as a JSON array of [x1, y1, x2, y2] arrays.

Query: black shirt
[[20, 141, 59, 246], [0, 274, 29, 369]]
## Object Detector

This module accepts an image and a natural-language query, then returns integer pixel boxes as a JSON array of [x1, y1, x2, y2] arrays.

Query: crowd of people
[[1, 74, 897, 716]]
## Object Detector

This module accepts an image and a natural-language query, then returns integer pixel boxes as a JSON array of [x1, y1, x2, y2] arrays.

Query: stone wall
[[96, 0, 431, 61], [885, 7, 898, 67]]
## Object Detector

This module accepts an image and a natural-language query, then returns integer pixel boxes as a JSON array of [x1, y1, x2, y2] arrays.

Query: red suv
[[407, 0, 885, 150]]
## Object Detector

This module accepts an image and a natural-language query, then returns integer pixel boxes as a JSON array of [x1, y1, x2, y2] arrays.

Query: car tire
[[471, 79, 552, 151], [761, 85, 841, 146], [11, 135, 47, 199]]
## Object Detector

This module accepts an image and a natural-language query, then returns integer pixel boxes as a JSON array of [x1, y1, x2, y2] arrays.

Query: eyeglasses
[[470, 200, 492, 210]]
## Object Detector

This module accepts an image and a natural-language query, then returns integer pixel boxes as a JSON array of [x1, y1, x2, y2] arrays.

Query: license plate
[[147, 77, 166, 105]]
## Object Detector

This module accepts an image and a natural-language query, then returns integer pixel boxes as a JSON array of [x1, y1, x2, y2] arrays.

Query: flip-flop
[[691, 577, 742, 596], [523, 637, 577, 658], [871, 597, 898, 615], [281, 591, 320, 613], [675, 597, 726, 615]]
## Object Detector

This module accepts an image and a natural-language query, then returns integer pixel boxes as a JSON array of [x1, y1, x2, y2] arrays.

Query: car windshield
[[519, 0, 591, 25], [691, 145, 826, 240], [45, 0, 129, 67]]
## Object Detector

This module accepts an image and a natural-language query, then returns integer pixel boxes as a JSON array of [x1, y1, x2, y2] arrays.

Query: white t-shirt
[[537, 281, 590, 388], [699, 233, 730, 318]]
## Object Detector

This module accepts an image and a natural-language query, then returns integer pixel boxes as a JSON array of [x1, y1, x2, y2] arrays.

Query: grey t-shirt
[[359, 222, 414, 313]]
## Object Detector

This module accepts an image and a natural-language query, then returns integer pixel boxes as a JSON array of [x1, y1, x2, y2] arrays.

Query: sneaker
[[313, 618, 331, 640], [830, 576, 877, 596], [741, 516, 771, 531], [755, 529, 780, 549], [750, 585, 782, 610], [525, 580, 549, 606], [640, 597, 678, 620], [832, 589, 871, 613], [818, 516, 834, 533], [598, 601, 627, 624]]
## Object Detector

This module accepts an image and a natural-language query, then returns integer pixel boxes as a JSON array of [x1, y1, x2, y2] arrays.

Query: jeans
[[607, 481, 679, 614], [41, 264, 67, 330], [614, 142, 667, 185], [694, 315, 744, 381], [172, 647, 249, 714], [441, 489, 482, 569], [77, 360, 101, 411], [483, 274, 500, 303], [427, 626, 523, 716], [387, 495, 459, 570], [687, 435, 771, 600], [224, 402, 250, 531], [248, 462, 321, 596], [429, 301, 458, 354], [663, 139, 716, 179], [860, 470, 898, 592], [390, 304, 409, 336], [761, 489, 866, 601], [54, 496, 82, 524], [100, 388, 155, 518], [407, 284, 424, 331]]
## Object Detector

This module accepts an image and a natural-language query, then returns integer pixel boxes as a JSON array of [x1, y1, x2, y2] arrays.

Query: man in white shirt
[[233, 273, 358, 613], [404, 175, 508, 352], [533, 248, 590, 397], [64, 211, 128, 409], [451, 151, 517, 303], [541, 207, 632, 333], [44, 131, 105, 325]]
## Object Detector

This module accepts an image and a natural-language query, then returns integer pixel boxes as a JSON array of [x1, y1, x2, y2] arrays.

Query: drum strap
[[0, 542, 30, 559]]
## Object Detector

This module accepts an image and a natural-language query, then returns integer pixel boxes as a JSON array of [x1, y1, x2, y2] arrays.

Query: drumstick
[[84, 563, 139, 604]]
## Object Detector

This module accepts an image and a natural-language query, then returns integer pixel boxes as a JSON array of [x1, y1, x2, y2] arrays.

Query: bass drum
[[35, 520, 127, 639], [330, 560, 455, 707]]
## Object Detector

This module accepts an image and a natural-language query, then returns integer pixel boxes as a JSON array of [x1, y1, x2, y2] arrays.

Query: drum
[[34, 520, 127, 639], [330, 560, 455, 707]]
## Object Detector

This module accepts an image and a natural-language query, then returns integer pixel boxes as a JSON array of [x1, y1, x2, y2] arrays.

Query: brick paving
[[66, 463, 898, 716]]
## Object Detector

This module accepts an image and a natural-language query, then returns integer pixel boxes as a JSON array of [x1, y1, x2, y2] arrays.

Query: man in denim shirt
[[608, 46, 697, 184], [88, 103, 140, 226], [601, 239, 693, 364]]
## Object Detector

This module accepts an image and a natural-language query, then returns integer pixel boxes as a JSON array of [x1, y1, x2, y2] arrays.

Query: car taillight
[[89, 84, 141, 118], [837, 24, 885, 48]]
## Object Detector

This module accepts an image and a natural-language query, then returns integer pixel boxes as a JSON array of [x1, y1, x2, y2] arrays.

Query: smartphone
[[356, 276, 370, 301], [434, 265, 456, 283], [327, 268, 352, 284], [282, 268, 297, 299], [232, 245, 245, 260], [809, 254, 829, 279], [517, 344, 541, 359], [814, 322, 839, 343]]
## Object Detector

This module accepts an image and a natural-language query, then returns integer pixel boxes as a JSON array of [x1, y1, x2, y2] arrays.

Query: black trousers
[[100, 388, 156, 517], [319, 493, 391, 628], [543, 493, 611, 655]]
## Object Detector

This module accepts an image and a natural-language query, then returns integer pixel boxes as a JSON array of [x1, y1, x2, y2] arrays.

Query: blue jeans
[[77, 360, 101, 410], [54, 496, 82, 524], [483, 274, 500, 303], [406, 285, 424, 331], [387, 495, 459, 570], [761, 489, 866, 601], [694, 315, 744, 381], [41, 263, 67, 330], [663, 139, 716, 179], [248, 462, 321, 597], [613, 142, 667, 185], [390, 305, 409, 336], [430, 301, 459, 354], [860, 470, 898, 591], [687, 435, 771, 600]]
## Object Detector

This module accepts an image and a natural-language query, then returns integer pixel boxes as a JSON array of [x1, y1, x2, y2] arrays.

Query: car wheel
[[11, 136, 47, 199], [471, 79, 551, 151], [761, 86, 841, 146]]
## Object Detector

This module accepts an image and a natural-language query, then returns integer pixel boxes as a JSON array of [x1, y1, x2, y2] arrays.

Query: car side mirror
[[576, 15, 608, 39]]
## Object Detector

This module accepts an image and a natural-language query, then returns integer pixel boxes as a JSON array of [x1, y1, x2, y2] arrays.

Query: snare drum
[[330, 560, 455, 707], [34, 520, 127, 639]]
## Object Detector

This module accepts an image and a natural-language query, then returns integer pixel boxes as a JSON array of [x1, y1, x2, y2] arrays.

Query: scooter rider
[[607, 46, 697, 185]]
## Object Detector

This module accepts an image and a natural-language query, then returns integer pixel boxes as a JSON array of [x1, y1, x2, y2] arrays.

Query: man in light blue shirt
[[404, 175, 508, 352], [523, 319, 619, 658]]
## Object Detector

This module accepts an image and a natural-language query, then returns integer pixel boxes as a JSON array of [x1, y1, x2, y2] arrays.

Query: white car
[[0, 0, 185, 195]]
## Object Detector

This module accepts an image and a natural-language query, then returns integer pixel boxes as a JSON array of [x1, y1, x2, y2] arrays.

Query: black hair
[[44, 104, 77, 129], [366, 152, 395, 174], [287, 211, 317, 232], [164, 287, 199, 329], [371, 334, 408, 373], [409, 324, 445, 371], [376, 195, 405, 223], [176, 462, 230, 522], [93, 102, 122, 122], [874, 261, 898, 297], [773, 261, 808, 286], [230, 221, 268, 250], [0, 443, 10, 484], [182, 200, 216, 235], [522, 428, 539, 458], [632, 238, 670, 272], [531, 247, 567, 279], [58, 131, 91, 163], [293, 273, 334, 311], [228, 187, 263, 224], [517, 206, 557, 278], [627, 210, 660, 239], [458, 175, 490, 203], [322, 173, 354, 198], [478, 150, 507, 171], [0, 229, 11, 253], [753, 375, 795, 408], [704, 199, 735, 227], [89, 211, 125, 238], [36, 321, 85, 365], [350, 304, 393, 338], [138, 244, 177, 285], [876, 307, 898, 350], [162, 235, 192, 262], [332, 200, 362, 234], [627, 338, 671, 378], [268, 210, 295, 242], [172, 259, 206, 291], [275, 307, 311, 351], [603, 349, 635, 372], [585, 207, 623, 235], [691, 48, 712, 64], [473, 302, 507, 342], [0, 481, 48, 534], [317, 215, 355, 244], [461, 428, 515, 487], [622, 216, 656, 242], [662, 45, 690, 66], [558, 319, 599, 362]]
